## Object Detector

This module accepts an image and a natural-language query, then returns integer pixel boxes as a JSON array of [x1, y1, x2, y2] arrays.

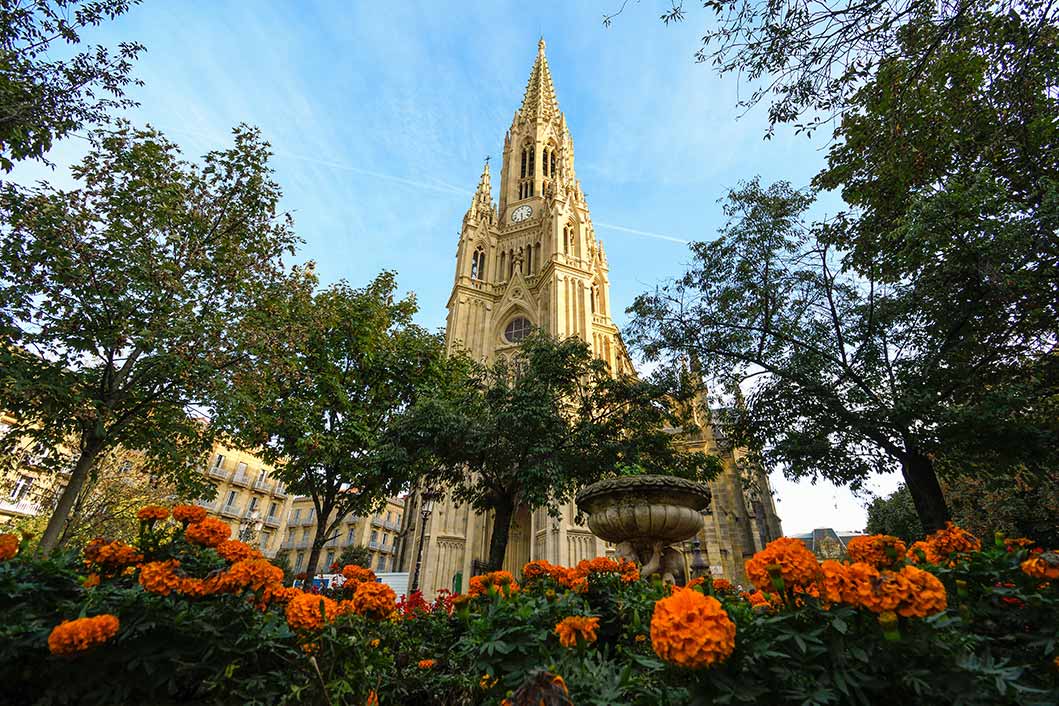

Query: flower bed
[[0, 512, 1056, 704]]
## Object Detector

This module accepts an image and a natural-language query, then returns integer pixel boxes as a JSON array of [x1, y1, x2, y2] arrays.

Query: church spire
[[519, 37, 559, 123], [465, 158, 495, 224]]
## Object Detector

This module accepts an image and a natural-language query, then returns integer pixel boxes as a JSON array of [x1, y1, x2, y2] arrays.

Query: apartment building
[[198, 445, 294, 557], [279, 495, 405, 574]]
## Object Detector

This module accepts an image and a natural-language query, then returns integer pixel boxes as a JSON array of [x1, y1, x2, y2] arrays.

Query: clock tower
[[445, 38, 630, 375], [400, 40, 782, 597]]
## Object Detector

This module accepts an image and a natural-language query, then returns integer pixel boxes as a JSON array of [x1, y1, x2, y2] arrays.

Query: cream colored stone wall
[[278, 495, 405, 574]]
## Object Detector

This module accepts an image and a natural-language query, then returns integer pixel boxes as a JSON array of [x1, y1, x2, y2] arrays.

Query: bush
[[0, 510, 1056, 705]]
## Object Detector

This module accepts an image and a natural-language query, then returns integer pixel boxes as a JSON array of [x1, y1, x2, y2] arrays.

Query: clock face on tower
[[511, 204, 533, 223]]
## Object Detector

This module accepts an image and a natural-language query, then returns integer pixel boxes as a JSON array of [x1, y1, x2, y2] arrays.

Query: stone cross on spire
[[519, 37, 559, 123]]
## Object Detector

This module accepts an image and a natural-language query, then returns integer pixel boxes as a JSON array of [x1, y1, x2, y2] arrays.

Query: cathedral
[[398, 40, 782, 596]]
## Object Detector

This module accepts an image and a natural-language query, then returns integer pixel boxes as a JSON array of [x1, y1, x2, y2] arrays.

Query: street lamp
[[410, 493, 437, 592]]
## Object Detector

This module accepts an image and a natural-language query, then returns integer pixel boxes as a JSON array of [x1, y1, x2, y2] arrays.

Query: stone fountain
[[575, 474, 712, 585]]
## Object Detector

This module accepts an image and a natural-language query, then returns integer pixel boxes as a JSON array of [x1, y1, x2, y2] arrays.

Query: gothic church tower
[[445, 39, 630, 374], [399, 41, 781, 596]]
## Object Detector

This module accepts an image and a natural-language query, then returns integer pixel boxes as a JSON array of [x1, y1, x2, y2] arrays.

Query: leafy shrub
[[0, 515, 1056, 705]]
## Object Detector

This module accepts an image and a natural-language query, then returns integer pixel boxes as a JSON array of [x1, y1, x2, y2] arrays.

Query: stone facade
[[400, 41, 783, 596], [279, 495, 405, 574]]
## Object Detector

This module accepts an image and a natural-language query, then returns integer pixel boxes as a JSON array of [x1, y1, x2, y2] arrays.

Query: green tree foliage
[[336, 544, 372, 571], [217, 271, 450, 581], [395, 332, 720, 571], [0, 0, 145, 169], [0, 124, 299, 553], [870, 477, 1059, 547], [865, 486, 924, 544]]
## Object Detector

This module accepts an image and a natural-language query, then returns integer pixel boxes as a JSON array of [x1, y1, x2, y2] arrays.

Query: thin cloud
[[594, 222, 689, 245]]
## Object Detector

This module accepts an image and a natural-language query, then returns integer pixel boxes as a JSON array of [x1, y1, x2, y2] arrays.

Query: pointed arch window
[[526, 244, 533, 274], [504, 317, 533, 344], [471, 246, 486, 281]]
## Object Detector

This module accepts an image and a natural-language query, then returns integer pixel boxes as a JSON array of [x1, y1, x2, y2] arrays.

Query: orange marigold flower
[[286, 592, 338, 631], [340, 564, 377, 586], [139, 559, 183, 596], [136, 505, 170, 522], [894, 565, 947, 617], [82, 573, 100, 589], [924, 522, 981, 560], [48, 615, 120, 655], [0, 533, 19, 560], [418, 658, 437, 669], [214, 539, 261, 563], [574, 556, 640, 582], [468, 570, 520, 598], [222, 558, 284, 592], [522, 559, 567, 584], [184, 517, 231, 547], [651, 588, 735, 668], [369, 638, 381, 649], [366, 690, 379, 706], [745, 537, 821, 593], [262, 583, 302, 605], [554, 615, 600, 647], [634, 633, 647, 642], [1021, 551, 1059, 581], [84, 538, 143, 571], [906, 540, 940, 564], [712, 578, 734, 593], [744, 591, 771, 608], [847, 535, 908, 569], [352, 580, 397, 619], [172, 504, 208, 524], [1004, 537, 1035, 551]]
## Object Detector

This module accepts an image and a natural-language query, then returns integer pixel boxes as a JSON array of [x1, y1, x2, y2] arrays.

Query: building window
[[347, 527, 355, 543], [370, 530, 378, 544], [301, 528, 310, 540], [504, 317, 532, 344], [212, 453, 225, 468], [268, 502, 277, 518], [292, 508, 301, 523], [386, 511, 393, 523], [9, 475, 32, 501], [248, 497, 259, 513], [225, 490, 236, 507], [325, 550, 335, 568], [471, 246, 486, 280], [295, 552, 305, 569], [260, 531, 271, 550]]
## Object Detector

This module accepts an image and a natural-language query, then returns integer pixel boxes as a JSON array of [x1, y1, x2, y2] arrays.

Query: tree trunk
[[486, 497, 515, 571], [901, 451, 950, 533], [304, 521, 329, 583], [39, 440, 103, 555]]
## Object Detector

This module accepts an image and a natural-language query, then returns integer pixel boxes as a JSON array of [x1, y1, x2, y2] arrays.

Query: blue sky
[[12, 1, 901, 534]]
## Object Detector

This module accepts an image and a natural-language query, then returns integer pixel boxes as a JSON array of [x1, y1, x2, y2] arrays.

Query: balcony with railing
[[368, 540, 381, 550], [197, 499, 217, 512], [263, 514, 281, 528], [383, 520, 400, 531], [208, 465, 229, 480], [230, 472, 252, 487], [0, 498, 39, 517], [371, 518, 384, 528], [273, 485, 287, 498], [253, 478, 272, 493], [219, 504, 240, 518]]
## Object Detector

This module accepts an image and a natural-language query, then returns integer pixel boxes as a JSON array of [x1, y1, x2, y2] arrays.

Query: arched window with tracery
[[518, 143, 535, 200]]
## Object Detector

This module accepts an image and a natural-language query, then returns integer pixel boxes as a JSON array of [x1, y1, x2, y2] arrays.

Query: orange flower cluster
[[745, 537, 821, 593], [651, 588, 736, 669], [215, 539, 261, 563], [1021, 551, 1059, 581], [554, 615, 600, 647], [418, 659, 437, 669], [351, 581, 397, 619], [820, 560, 946, 617], [0, 533, 19, 561], [341, 564, 377, 586], [908, 523, 981, 565], [184, 517, 231, 547], [286, 592, 338, 631], [712, 578, 734, 593], [847, 535, 908, 569], [136, 505, 170, 522], [468, 570, 520, 598], [48, 615, 120, 656], [522, 559, 566, 583], [263, 583, 303, 606], [84, 539, 143, 573], [172, 504, 208, 524], [139, 560, 184, 596], [222, 558, 284, 592], [573, 556, 640, 583]]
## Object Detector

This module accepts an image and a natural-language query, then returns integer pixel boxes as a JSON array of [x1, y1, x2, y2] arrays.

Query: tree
[[864, 486, 923, 544], [11, 450, 178, 550], [0, 0, 145, 169], [0, 124, 299, 553], [217, 271, 449, 581], [610, 0, 1053, 138], [335, 544, 372, 571], [395, 333, 719, 571]]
